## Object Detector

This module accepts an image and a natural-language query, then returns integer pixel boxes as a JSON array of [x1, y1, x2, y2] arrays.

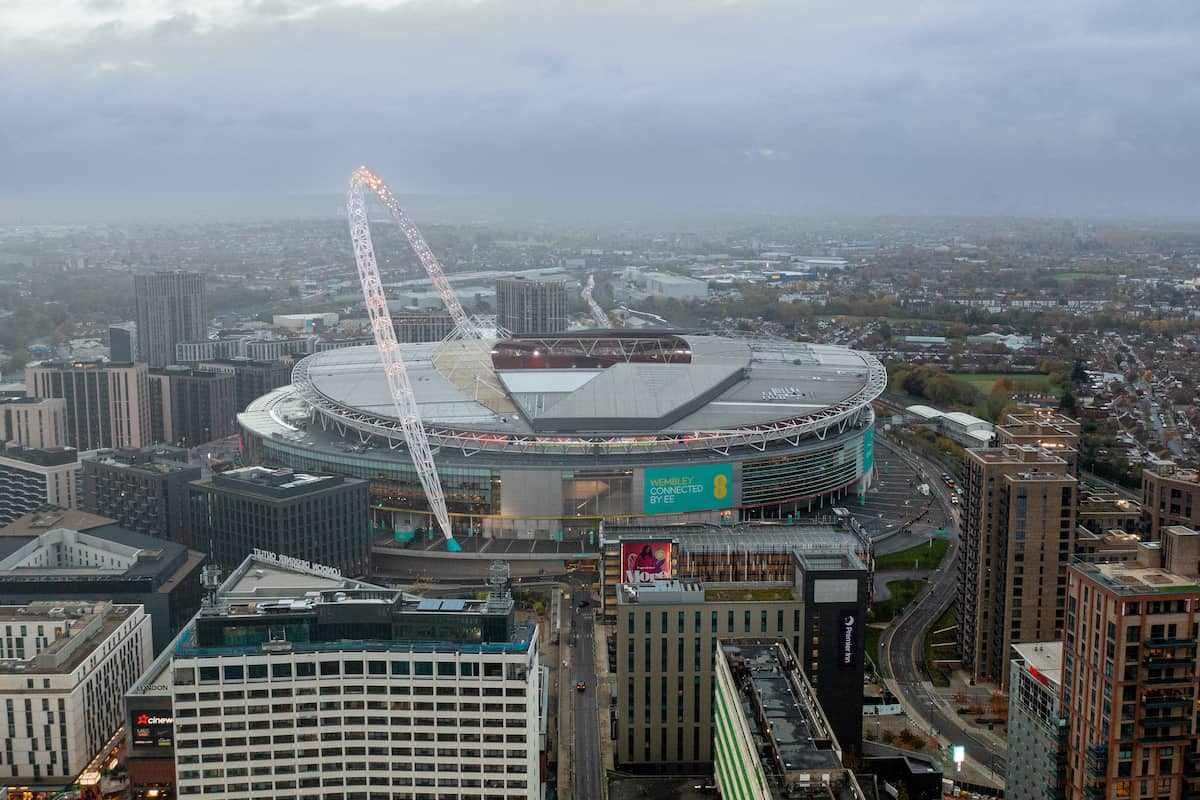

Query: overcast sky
[[1, 0, 1197, 222]]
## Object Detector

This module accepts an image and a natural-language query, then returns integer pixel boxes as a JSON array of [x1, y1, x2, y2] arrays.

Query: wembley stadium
[[238, 330, 886, 537]]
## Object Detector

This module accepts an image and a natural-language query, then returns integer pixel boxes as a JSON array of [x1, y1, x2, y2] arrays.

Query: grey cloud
[[0, 0, 1198, 221]]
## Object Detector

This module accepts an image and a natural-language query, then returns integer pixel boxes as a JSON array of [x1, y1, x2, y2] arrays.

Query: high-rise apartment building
[[81, 447, 201, 545], [495, 278, 568, 334], [0, 396, 68, 449], [26, 360, 153, 450], [714, 639, 867, 800], [995, 410, 1081, 475], [958, 444, 1077, 686], [108, 322, 138, 363], [0, 601, 152, 790], [125, 551, 543, 800], [149, 366, 237, 446], [0, 446, 80, 523], [193, 358, 292, 413], [134, 271, 208, 368], [1062, 528, 1200, 800], [1140, 459, 1200, 539], [189, 466, 370, 575], [1008, 642, 1067, 800], [393, 309, 457, 343]]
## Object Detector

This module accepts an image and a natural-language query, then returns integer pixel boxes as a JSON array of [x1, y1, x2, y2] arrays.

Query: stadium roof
[[294, 333, 879, 436]]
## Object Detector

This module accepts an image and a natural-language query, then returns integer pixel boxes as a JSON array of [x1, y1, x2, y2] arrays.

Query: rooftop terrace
[[1073, 559, 1200, 596]]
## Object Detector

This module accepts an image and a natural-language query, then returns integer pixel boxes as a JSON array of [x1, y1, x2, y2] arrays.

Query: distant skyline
[[1, 0, 1198, 223]]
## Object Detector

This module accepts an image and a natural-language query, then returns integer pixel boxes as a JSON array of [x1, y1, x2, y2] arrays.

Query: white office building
[[137, 552, 543, 800], [0, 601, 153, 787]]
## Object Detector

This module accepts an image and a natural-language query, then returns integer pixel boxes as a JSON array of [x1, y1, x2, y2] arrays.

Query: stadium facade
[[238, 331, 884, 537]]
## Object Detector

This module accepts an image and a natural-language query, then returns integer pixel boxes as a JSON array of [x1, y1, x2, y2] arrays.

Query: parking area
[[848, 439, 956, 555]]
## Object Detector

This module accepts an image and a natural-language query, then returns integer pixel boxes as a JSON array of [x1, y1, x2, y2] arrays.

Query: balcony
[[1144, 696, 1194, 709], [1144, 656, 1195, 669], [1143, 732, 1192, 743], [1084, 783, 1107, 800], [1144, 673, 1195, 685], [1141, 715, 1190, 728], [1146, 638, 1197, 649], [1086, 743, 1108, 762]]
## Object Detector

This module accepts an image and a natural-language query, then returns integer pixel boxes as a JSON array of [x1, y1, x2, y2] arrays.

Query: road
[[571, 582, 602, 800], [875, 436, 1008, 779]]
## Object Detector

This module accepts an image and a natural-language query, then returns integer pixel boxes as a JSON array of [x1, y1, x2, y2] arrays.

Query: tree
[[1059, 390, 1079, 417], [1071, 359, 1088, 386]]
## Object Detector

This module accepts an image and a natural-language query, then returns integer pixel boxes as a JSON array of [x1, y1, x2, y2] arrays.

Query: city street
[[875, 436, 1009, 781], [570, 579, 602, 800]]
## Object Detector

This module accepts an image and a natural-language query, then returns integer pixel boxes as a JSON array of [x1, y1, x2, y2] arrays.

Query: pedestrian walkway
[[882, 676, 1005, 790], [592, 617, 616, 777]]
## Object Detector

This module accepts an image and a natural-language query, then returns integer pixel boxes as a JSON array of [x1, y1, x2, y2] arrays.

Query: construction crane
[[347, 167, 461, 552], [581, 273, 609, 328], [350, 166, 480, 339]]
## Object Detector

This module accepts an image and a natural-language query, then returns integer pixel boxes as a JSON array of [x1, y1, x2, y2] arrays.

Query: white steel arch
[[350, 166, 479, 338], [347, 167, 461, 550]]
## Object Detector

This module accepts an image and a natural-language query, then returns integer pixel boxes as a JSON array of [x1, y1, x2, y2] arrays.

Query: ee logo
[[713, 473, 729, 500]]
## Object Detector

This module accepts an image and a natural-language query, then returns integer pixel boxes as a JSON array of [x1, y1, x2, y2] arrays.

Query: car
[[950, 495, 959, 505], [575, 681, 587, 692]]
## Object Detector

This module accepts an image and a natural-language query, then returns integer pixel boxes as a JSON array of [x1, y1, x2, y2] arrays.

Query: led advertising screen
[[643, 464, 733, 514], [621, 541, 672, 584], [131, 711, 175, 748]]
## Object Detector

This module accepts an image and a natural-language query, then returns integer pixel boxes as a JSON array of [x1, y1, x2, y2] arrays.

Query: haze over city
[[5, 3, 1200, 800], [3, 0, 1200, 221]]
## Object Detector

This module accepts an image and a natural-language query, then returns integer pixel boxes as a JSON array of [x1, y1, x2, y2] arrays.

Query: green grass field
[[874, 539, 949, 571], [865, 625, 883, 673], [950, 372, 1060, 395], [923, 604, 959, 687], [868, 579, 925, 624]]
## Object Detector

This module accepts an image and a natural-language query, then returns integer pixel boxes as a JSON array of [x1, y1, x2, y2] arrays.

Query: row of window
[[177, 685, 526, 701], [626, 608, 800, 635], [179, 761, 529, 777], [177, 779, 529, 798], [177, 736, 527, 766], [176, 724, 527, 751], [177, 700, 525, 716], [181, 658, 516, 684]]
